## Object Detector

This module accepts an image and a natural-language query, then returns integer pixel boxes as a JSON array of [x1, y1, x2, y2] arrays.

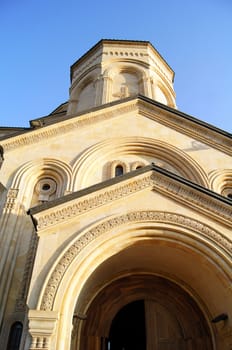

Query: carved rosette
[[40, 211, 231, 311]]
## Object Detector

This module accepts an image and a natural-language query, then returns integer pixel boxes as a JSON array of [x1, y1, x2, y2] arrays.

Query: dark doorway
[[108, 300, 146, 350]]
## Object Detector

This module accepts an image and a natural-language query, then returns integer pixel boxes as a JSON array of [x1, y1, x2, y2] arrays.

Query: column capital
[[28, 310, 59, 349]]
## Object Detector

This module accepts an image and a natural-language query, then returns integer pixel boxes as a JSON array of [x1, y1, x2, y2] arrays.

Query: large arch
[[71, 137, 209, 190], [35, 211, 232, 349]]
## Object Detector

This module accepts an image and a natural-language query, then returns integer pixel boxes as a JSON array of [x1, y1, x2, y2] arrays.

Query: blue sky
[[0, 0, 231, 132]]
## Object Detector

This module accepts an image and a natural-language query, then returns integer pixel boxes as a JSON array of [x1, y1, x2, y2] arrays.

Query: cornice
[[70, 39, 174, 78], [138, 97, 232, 156], [29, 165, 232, 232], [1, 97, 231, 156], [31, 172, 154, 231], [0, 100, 137, 152]]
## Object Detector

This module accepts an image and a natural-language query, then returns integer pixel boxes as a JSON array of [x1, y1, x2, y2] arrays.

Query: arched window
[[110, 160, 129, 178], [31, 177, 58, 207], [7, 322, 23, 350], [115, 165, 124, 177]]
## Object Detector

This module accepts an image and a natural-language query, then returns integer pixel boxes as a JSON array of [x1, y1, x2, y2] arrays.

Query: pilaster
[[101, 75, 112, 104]]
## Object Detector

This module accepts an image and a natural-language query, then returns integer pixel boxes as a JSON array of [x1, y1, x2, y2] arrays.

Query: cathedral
[[0, 39, 232, 350]]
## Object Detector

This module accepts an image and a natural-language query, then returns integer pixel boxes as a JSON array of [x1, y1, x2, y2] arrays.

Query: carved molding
[[36, 174, 154, 230], [139, 102, 232, 156], [1, 98, 231, 158], [40, 211, 231, 311], [103, 49, 173, 85], [1, 103, 137, 152], [150, 173, 232, 225], [34, 170, 232, 231]]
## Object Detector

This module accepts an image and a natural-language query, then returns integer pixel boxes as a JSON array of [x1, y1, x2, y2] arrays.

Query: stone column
[[101, 75, 112, 104], [94, 75, 104, 106], [28, 310, 59, 350], [142, 76, 153, 98]]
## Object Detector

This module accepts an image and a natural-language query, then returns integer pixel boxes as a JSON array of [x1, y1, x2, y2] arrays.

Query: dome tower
[[67, 39, 176, 115]]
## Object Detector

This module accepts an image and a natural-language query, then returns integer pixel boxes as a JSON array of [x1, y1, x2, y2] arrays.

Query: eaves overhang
[[28, 163, 232, 232]]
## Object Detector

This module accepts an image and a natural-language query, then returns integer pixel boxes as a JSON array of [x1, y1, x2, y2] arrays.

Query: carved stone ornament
[[35, 171, 232, 231], [151, 173, 232, 225], [40, 210, 232, 311], [138, 101, 232, 156], [1, 102, 137, 152], [36, 174, 154, 230], [4, 188, 19, 211], [1, 98, 232, 157]]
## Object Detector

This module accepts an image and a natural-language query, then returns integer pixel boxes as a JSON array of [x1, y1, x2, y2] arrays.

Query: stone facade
[[0, 39, 231, 350]]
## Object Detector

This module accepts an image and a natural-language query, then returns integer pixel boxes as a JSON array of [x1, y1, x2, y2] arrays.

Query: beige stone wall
[[0, 40, 231, 350], [1, 100, 232, 197]]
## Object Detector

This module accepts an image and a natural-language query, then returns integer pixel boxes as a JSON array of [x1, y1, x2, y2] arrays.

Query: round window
[[221, 187, 232, 200], [35, 178, 57, 196], [42, 183, 51, 191]]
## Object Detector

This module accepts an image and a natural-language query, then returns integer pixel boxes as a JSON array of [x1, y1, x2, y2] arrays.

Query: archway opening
[[78, 275, 213, 350]]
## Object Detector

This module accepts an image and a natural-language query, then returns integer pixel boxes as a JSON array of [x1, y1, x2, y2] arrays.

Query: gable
[[29, 164, 232, 233]]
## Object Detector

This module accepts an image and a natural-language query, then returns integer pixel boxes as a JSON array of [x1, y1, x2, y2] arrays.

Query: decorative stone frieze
[[35, 174, 154, 230], [150, 172, 232, 225], [2, 97, 232, 157], [40, 210, 232, 311], [1, 102, 137, 152], [33, 169, 232, 232]]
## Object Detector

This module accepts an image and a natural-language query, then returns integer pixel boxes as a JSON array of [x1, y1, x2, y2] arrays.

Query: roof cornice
[[138, 96, 232, 155], [70, 39, 174, 81], [1, 96, 231, 156]]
